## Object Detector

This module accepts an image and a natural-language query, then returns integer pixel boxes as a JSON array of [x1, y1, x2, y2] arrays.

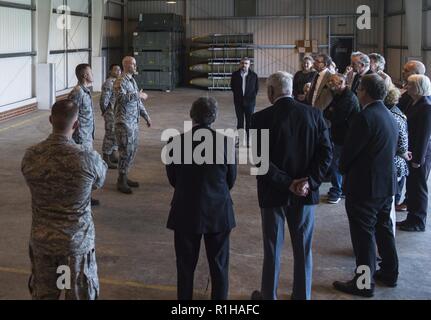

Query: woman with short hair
[[398, 75, 431, 232]]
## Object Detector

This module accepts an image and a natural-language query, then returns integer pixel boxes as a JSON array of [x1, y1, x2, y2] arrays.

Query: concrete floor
[[0, 86, 430, 300]]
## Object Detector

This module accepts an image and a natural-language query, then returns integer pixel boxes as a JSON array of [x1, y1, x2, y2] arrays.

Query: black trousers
[[235, 103, 255, 139], [405, 154, 431, 229], [345, 196, 399, 282], [174, 230, 230, 300]]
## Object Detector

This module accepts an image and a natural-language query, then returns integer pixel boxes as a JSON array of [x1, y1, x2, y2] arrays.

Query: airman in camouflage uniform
[[100, 64, 122, 169], [21, 100, 108, 300], [114, 56, 152, 194], [68, 64, 95, 150], [69, 64, 100, 206]]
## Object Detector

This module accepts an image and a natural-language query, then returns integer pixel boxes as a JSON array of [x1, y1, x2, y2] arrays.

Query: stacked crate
[[133, 14, 184, 91]]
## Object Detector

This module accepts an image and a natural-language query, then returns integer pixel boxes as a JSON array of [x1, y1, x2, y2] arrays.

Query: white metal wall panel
[[250, 18, 304, 45], [48, 53, 67, 91], [68, 0, 89, 13], [310, 18, 328, 45], [190, 0, 233, 18], [0, 57, 32, 106], [257, 0, 304, 16], [330, 16, 355, 35], [67, 52, 89, 86], [190, 19, 245, 37], [128, 0, 184, 19], [254, 48, 300, 77], [52, 0, 64, 10], [3, 0, 32, 4], [357, 17, 378, 46], [0, 8, 32, 54], [49, 13, 66, 51], [310, 0, 377, 16], [68, 16, 89, 50]]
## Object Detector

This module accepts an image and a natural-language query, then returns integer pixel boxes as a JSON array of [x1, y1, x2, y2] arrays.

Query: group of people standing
[[223, 52, 431, 300], [19, 49, 431, 301]]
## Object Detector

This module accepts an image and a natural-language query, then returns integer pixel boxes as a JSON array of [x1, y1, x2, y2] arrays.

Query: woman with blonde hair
[[384, 85, 410, 234], [398, 75, 431, 232]]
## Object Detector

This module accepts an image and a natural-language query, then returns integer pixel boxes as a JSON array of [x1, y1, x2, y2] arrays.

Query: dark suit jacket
[[230, 69, 259, 107], [351, 69, 374, 95], [406, 96, 431, 166], [166, 126, 237, 234], [340, 101, 399, 200], [323, 88, 361, 146], [251, 97, 333, 208], [398, 91, 413, 114]]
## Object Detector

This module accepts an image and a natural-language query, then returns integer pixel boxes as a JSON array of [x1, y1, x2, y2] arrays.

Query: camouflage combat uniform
[[21, 134, 107, 300], [100, 77, 118, 155], [68, 84, 95, 150], [114, 74, 151, 175]]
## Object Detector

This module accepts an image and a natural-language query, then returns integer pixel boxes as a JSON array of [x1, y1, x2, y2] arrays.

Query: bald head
[[50, 100, 79, 133], [122, 56, 137, 75], [403, 60, 426, 82]]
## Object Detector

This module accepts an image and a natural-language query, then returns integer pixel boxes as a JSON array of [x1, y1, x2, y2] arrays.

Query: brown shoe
[[395, 204, 408, 212]]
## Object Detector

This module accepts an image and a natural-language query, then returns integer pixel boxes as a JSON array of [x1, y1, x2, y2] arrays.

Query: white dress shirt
[[241, 70, 249, 96]]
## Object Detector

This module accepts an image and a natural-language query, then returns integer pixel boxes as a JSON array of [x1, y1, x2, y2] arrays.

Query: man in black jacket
[[251, 71, 332, 300], [350, 52, 374, 95], [333, 74, 399, 298], [231, 57, 259, 146], [325, 73, 361, 204], [166, 97, 237, 300]]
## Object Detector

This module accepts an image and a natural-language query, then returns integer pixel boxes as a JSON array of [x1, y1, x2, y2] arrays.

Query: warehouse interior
[[1, 0, 431, 300]]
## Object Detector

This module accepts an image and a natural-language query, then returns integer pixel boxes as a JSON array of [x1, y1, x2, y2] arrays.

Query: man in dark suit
[[251, 71, 333, 300], [166, 97, 237, 300], [324, 73, 361, 204], [397, 75, 431, 232], [350, 52, 374, 95], [230, 57, 259, 146], [333, 74, 399, 298]]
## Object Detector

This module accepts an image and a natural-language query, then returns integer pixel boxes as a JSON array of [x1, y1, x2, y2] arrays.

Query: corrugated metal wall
[[385, 0, 431, 83], [48, 0, 91, 92], [103, 0, 125, 72], [128, 0, 382, 78], [0, 2, 33, 107]]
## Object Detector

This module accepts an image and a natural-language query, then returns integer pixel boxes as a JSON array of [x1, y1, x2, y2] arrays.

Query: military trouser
[[115, 122, 139, 175], [102, 109, 118, 155], [28, 246, 99, 300]]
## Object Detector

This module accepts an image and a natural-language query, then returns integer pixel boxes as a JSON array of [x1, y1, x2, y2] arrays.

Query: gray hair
[[406, 60, 426, 75], [267, 71, 293, 96], [369, 53, 386, 71], [190, 97, 218, 125], [352, 51, 370, 67], [408, 75, 431, 97]]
